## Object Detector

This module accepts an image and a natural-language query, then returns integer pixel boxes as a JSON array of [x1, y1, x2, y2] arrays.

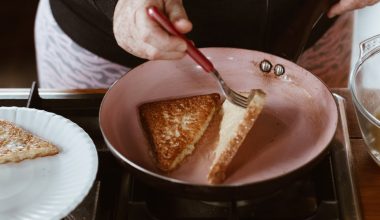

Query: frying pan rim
[[99, 47, 339, 189]]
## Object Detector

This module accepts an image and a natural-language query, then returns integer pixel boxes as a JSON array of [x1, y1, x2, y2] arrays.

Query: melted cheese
[[213, 100, 245, 160]]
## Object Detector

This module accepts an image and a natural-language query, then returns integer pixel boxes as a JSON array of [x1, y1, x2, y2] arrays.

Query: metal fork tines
[[147, 6, 251, 108], [211, 70, 251, 108]]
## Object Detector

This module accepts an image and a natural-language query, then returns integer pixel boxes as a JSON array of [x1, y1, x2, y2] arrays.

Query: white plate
[[0, 107, 98, 220]]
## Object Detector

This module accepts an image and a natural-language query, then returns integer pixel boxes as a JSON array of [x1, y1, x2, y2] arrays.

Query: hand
[[328, 0, 380, 18], [113, 0, 192, 60]]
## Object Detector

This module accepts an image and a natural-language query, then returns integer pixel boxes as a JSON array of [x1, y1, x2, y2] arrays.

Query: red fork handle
[[147, 6, 215, 73]]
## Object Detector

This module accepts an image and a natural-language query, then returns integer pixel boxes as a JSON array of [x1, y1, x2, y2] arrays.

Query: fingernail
[[327, 14, 335, 18], [327, 11, 336, 18]]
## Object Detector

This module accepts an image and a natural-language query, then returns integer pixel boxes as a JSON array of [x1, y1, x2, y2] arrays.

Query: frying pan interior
[[99, 48, 338, 198]]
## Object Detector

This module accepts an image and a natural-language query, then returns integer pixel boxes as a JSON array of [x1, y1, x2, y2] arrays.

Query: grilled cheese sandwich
[[139, 93, 220, 172]]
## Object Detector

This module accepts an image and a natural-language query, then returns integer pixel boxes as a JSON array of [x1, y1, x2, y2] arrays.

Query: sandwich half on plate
[[0, 119, 59, 164]]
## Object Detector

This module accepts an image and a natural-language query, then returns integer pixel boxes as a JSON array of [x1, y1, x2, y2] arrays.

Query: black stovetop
[[0, 85, 361, 220]]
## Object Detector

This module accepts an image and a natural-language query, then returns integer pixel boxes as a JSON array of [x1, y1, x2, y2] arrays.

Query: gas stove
[[0, 84, 361, 220]]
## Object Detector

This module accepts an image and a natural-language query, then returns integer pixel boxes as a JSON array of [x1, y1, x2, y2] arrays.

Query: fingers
[[165, 0, 193, 33], [328, 0, 379, 18], [113, 0, 190, 60], [328, 0, 357, 18], [136, 7, 187, 52]]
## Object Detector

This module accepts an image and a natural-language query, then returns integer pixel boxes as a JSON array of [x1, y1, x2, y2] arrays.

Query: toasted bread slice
[[208, 90, 266, 184], [140, 93, 220, 172], [0, 120, 59, 164]]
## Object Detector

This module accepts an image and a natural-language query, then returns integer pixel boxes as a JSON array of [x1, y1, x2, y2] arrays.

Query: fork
[[147, 6, 251, 108]]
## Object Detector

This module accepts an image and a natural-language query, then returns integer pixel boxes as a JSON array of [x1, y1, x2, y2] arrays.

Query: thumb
[[327, 2, 347, 18], [327, 0, 362, 18], [165, 0, 193, 34]]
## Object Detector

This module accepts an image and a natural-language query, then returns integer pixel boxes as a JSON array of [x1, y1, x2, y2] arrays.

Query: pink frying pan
[[99, 48, 338, 200]]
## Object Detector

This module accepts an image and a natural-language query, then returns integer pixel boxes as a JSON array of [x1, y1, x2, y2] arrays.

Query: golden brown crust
[[208, 90, 266, 184], [0, 120, 59, 164], [140, 93, 220, 172]]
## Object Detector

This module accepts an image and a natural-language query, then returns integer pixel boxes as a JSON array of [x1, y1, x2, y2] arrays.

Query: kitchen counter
[[333, 88, 380, 220]]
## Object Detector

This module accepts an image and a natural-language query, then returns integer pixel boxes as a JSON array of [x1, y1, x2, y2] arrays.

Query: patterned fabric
[[34, 0, 130, 89], [35, 0, 353, 89], [297, 13, 353, 88]]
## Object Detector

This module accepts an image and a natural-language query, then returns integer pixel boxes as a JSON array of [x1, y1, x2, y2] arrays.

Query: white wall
[[351, 3, 380, 69]]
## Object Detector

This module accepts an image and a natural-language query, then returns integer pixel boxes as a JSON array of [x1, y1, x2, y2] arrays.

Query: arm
[[113, 0, 192, 60], [328, 0, 380, 17]]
